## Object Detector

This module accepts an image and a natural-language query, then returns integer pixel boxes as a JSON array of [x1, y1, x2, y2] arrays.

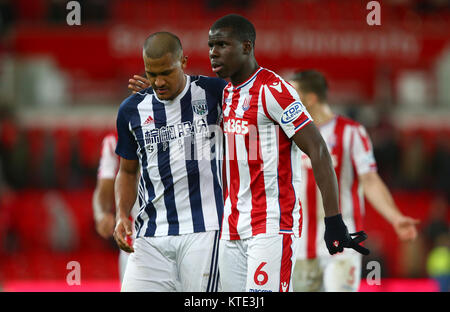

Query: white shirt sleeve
[[97, 134, 119, 179], [351, 125, 377, 176], [262, 78, 313, 139]]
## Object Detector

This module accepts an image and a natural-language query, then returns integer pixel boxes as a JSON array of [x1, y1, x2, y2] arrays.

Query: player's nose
[[209, 46, 219, 59], [154, 76, 166, 88]]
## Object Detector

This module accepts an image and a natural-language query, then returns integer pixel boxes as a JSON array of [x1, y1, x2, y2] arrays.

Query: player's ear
[[181, 55, 188, 69], [242, 40, 253, 55], [306, 92, 319, 105]]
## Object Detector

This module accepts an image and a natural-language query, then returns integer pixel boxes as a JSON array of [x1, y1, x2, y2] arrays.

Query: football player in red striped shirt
[[289, 70, 419, 292], [208, 14, 369, 292]]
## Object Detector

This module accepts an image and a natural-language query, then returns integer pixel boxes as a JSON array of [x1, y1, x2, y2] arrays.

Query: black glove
[[324, 214, 370, 256]]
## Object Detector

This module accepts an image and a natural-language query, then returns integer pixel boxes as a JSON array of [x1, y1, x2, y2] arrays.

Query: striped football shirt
[[115, 75, 227, 237], [221, 67, 313, 240]]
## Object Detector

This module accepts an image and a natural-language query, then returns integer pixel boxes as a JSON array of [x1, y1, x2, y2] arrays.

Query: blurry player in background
[[289, 70, 419, 292], [207, 14, 369, 292], [92, 133, 139, 283]]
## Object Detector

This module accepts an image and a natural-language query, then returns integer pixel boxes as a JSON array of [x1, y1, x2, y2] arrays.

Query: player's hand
[[113, 216, 135, 253], [95, 212, 115, 239], [392, 215, 419, 242], [128, 75, 150, 94], [324, 213, 370, 256]]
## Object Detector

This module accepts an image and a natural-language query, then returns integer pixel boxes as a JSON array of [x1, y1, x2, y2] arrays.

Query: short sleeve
[[97, 134, 119, 179], [261, 79, 313, 138], [351, 125, 377, 175], [115, 103, 139, 160]]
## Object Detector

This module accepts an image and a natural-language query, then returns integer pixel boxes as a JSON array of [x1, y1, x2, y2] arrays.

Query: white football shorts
[[219, 233, 299, 292], [121, 230, 220, 292], [292, 252, 362, 292]]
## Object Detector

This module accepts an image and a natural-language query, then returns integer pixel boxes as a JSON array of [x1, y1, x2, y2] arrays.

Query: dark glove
[[324, 214, 370, 255]]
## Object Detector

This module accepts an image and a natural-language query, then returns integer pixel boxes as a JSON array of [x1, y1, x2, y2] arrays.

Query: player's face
[[208, 28, 246, 79], [144, 52, 187, 101]]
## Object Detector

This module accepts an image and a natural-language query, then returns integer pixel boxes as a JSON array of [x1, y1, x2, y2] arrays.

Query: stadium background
[[0, 0, 448, 292]]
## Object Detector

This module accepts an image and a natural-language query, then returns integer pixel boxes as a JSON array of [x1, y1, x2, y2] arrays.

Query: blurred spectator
[[369, 113, 401, 188], [39, 131, 57, 188], [44, 192, 79, 252], [0, 0, 16, 35], [430, 137, 450, 197], [0, 107, 30, 189], [399, 136, 427, 190], [423, 194, 449, 248]]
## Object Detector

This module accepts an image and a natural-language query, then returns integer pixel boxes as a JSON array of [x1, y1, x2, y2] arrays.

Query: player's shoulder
[[337, 115, 367, 131], [118, 88, 153, 113], [191, 75, 228, 90], [258, 67, 287, 85]]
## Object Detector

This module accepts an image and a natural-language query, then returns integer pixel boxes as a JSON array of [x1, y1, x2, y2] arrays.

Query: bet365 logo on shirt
[[224, 118, 249, 135]]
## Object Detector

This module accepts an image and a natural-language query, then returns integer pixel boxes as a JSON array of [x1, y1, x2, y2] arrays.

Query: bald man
[[113, 32, 227, 292]]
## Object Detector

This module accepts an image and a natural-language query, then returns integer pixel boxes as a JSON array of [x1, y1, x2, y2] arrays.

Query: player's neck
[[309, 102, 335, 126], [231, 59, 259, 86]]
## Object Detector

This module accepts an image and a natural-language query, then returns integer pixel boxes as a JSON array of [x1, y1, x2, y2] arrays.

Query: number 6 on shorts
[[254, 262, 268, 286]]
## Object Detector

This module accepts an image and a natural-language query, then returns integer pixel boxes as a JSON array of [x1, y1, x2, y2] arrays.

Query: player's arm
[[360, 172, 419, 241], [93, 177, 116, 239], [113, 157, 139, 253], [292, 124, 369, 255], [128, 75, 150, 93], [264, 82, 368, 255], [292, 123, 340, 217]]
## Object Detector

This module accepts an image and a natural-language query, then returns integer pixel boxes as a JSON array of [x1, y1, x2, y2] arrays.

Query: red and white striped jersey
[[221, 67, 313, 240], [296, 115, 377, 259], [98, 133, 119, 179]]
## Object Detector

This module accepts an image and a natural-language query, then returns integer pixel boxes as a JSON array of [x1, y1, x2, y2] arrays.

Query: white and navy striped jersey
[[115, 75, 227, 238]]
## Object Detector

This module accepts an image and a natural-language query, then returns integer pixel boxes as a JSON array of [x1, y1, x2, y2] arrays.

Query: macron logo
[[270, 81, 282, 93], [143, 115, 154, 125]]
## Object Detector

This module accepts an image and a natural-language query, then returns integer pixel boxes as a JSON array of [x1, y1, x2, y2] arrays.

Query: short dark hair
[[143, 31, 183, 59], [290, 70, 328, 102], [210, 14, 256, 47]]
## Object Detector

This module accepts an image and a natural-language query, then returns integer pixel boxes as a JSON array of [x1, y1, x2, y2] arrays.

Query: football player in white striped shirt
[[289, 70, 419, 292], [113, 32, 225, 291], [208, 14, 369, 292], [92, 133, 139, 283]]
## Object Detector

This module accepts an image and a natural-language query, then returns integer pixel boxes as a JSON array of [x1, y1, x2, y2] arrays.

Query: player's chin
[[157, 91, 175, 100], [212, 67, 228, 79]]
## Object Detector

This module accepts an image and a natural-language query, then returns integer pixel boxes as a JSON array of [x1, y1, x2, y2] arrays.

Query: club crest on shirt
[[192, 99, 208, 116], [242, 95, 251, 112]]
